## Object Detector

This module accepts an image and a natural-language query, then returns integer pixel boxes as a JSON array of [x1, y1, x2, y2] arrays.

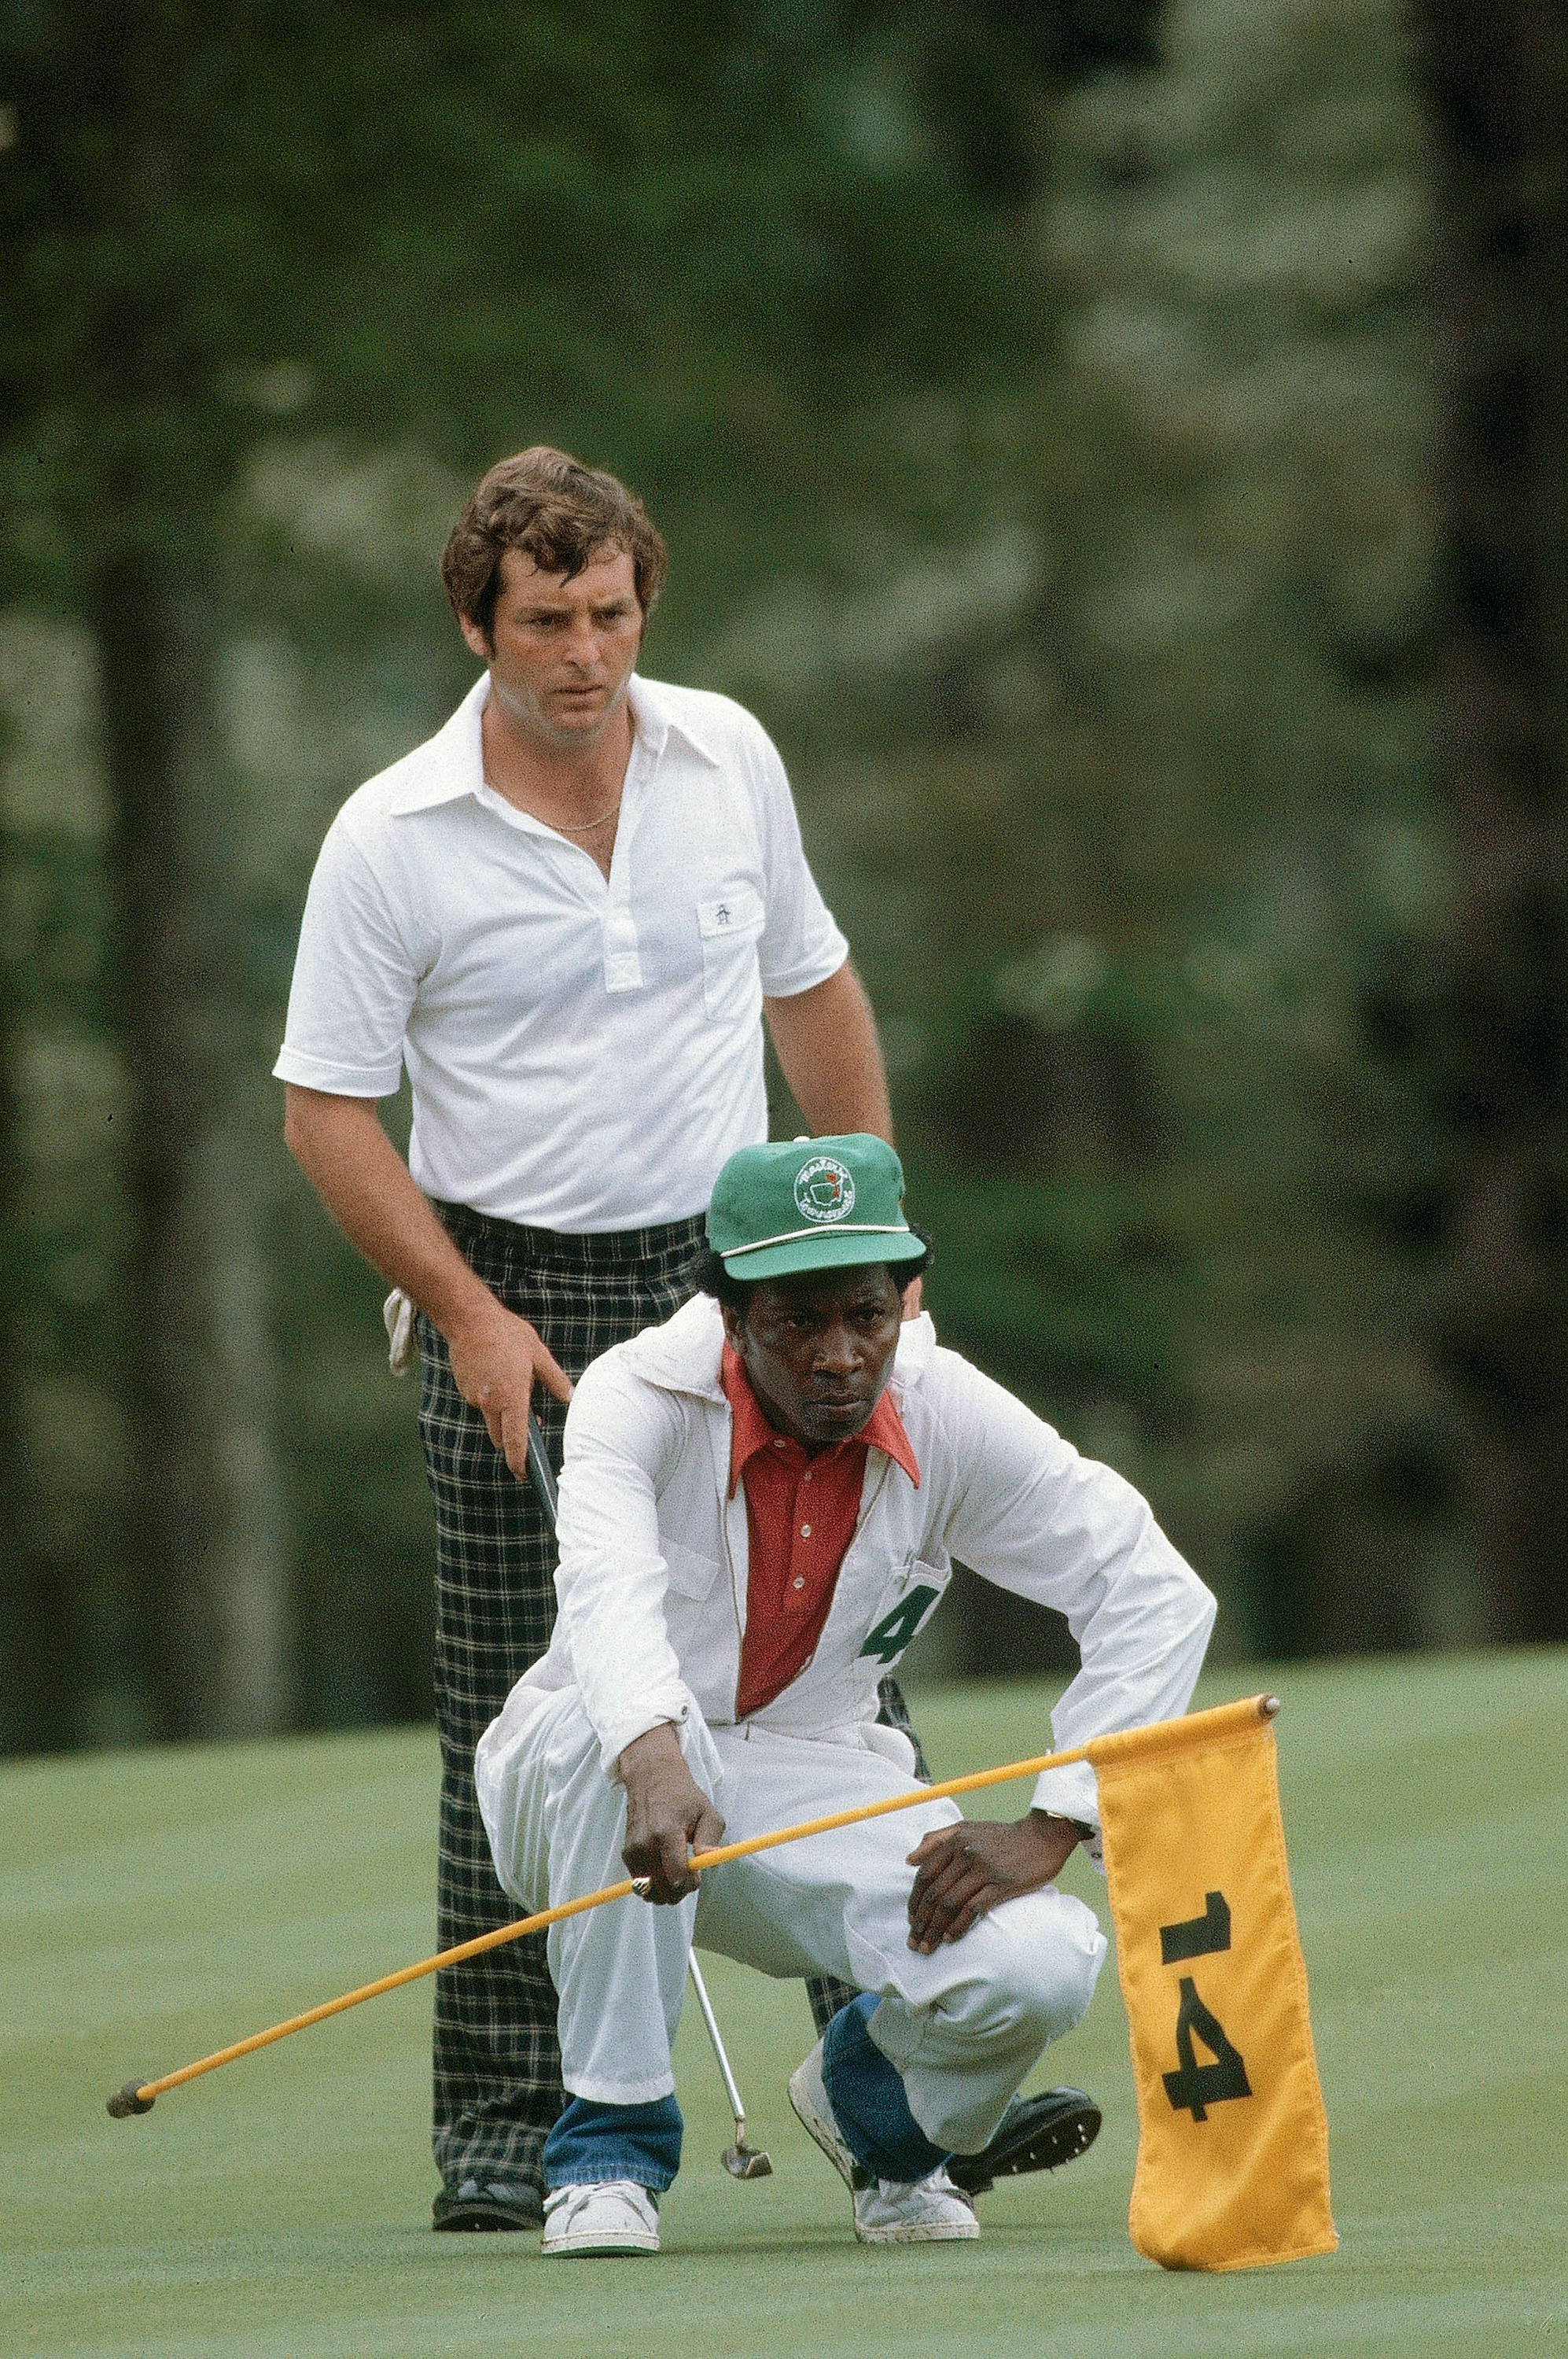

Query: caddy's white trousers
[[476, 1690, 1106, 2157]]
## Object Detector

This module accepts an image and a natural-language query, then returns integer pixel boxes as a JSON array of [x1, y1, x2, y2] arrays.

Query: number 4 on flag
[[1163, 1974, 1253, 2121], [1158, 1889, 1253, 2122]]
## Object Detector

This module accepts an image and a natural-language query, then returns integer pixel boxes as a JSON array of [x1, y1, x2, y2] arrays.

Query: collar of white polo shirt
[[385, 672, 723, 817]]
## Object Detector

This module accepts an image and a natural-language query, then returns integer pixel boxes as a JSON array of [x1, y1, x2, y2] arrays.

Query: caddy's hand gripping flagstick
[[523, 1410, 770, 2179]]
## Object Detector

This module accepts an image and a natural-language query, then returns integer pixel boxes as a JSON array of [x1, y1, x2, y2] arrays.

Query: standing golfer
[[275, 449, 956, 2232], [474, 1134, 1216, 2254]]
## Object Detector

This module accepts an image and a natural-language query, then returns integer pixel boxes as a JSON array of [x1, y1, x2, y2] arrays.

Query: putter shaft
[[686, 1955, 747, 2129], [687, 1955, 772, 2177]]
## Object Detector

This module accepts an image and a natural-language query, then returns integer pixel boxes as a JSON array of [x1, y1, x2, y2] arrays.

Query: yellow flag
[[1088, 1695, 1337, 2272]]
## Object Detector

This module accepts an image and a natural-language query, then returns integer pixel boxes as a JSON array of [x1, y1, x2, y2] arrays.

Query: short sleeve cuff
[[273, 1044, 405, 1097], [758, 930, 849, 998]]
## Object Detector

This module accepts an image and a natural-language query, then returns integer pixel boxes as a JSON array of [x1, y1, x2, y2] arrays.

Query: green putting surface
[[3, 1651, 1566, 2357]]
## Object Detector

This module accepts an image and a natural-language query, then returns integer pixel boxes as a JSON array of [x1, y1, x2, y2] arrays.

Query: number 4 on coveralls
[[859, 1585, 943, 1667]]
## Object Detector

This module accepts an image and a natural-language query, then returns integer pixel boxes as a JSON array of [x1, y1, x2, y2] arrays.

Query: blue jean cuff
[[543, 2093, 683, 2195], [546, 2172, 668, 2197], [822, 1995, 949, 2184]]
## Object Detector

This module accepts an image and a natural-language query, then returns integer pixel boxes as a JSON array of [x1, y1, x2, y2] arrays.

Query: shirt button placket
[[602, 902, 642, 994]]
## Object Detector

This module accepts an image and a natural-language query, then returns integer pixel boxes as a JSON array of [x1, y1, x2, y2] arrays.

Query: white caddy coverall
[[475, 1296, 1216, 2158]]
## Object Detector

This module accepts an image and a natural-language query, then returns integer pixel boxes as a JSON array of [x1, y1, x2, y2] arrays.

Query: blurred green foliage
[[0, 0, 1486, 1746]]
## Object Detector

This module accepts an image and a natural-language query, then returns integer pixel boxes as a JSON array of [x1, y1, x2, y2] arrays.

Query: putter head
[[723, 2140, 773, 2180]]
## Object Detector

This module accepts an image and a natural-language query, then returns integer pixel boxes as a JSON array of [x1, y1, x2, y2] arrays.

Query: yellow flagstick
[[106, 1694, 1276, 2120], [108, 1736, 1097, 2116]]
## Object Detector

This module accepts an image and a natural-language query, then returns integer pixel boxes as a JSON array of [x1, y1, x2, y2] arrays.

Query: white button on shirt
[[274, 673, 848, 1231]]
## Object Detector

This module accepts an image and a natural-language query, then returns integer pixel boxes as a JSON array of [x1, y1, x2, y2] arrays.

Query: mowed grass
[[3, 1651, 1566, 2359]]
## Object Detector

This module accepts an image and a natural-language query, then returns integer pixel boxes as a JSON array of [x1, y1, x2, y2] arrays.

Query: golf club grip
[[525, 1410, 560, 1528]]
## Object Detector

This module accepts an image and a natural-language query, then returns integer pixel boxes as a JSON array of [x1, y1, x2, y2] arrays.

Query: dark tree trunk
[[76, 9, 290, 1734], [0, 916, 83, 1753], [1415, 2, 1568, 1638], [88, 532, 290, 1738]]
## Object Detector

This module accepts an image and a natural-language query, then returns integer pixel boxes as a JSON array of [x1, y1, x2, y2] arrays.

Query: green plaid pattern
[[418, 1201, 928, 2201]]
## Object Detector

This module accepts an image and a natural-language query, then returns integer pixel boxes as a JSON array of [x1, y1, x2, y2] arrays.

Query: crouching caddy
[[475, 1135, 1216, 2255]]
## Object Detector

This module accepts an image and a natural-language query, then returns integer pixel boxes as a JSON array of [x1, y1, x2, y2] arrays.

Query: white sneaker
[[852, 2167, 979, 2245], [787, 2036, 861, 2189], [788, 2038, 979, 2246], [539, 2180, 660, 2257]]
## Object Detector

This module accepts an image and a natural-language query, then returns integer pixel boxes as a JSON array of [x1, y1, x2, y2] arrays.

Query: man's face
[[723, 1266, 904, 1453], [461, 544, 643, 750]]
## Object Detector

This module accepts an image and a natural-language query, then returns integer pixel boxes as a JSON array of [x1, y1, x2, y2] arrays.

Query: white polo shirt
[[274, 673, 848, 1231]]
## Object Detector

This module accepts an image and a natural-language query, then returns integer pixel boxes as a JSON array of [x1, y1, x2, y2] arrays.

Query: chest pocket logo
[[698, 887, 765, 1023], [859, 1582, 944, 1665]]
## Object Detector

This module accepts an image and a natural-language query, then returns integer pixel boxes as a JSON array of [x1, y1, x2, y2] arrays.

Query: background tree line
[[1, 0, 1564, 1753]]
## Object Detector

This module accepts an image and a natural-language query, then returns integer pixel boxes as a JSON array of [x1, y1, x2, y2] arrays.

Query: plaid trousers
[[419, 1203, 929, 2197]]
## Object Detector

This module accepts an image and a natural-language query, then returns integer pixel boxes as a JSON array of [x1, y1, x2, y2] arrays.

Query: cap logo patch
[[793, 1155, 856, 1224]]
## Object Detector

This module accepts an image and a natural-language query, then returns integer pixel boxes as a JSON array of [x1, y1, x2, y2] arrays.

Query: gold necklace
[[550, 796, 622, 835]]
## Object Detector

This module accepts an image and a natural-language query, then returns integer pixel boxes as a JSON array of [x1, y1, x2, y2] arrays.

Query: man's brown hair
[[440, 446, 668, 640]]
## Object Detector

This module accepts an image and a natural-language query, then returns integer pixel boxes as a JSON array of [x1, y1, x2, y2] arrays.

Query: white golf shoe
[[788, 2036, 979, 2246], [787, 2036, 862, 2187], [852, 2167, 979, 2245], [539, 2179, 660, 2257]]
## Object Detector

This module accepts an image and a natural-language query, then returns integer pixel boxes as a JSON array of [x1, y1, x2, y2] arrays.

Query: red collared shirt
[[720, 1343, 921, 1719]]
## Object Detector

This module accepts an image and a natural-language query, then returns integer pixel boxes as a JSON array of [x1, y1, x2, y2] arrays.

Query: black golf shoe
[[945, 2086, 1102, 2199], [432, 2176, 544, 2232]]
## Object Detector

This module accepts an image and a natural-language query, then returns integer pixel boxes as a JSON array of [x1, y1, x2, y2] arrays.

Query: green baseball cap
[[707, 1134, 926, 1284]]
